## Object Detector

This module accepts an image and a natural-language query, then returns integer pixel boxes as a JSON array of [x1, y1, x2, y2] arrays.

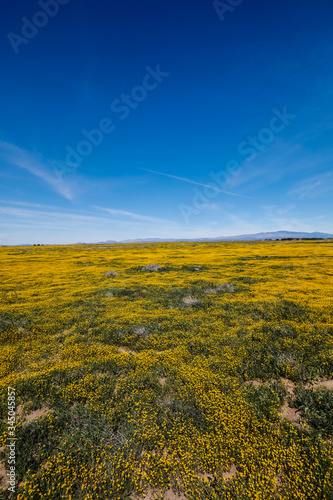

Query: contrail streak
[[140, 167, 252, 199]]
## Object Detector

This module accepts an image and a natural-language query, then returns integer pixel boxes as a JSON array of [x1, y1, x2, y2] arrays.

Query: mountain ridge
[[89, 231, 333, 244]]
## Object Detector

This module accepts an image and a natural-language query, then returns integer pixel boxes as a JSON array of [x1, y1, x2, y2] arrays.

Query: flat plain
[[0, 240, 333, 499]]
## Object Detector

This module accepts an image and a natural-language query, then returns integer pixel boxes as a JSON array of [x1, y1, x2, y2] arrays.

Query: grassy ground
[[0, 239, 333, 499]]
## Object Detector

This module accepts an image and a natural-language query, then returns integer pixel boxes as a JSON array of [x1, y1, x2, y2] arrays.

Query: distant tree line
[[277, 238, 325, 241]]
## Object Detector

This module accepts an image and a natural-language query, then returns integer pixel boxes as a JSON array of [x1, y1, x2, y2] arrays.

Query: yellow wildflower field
[[0, 240, 333, 499]]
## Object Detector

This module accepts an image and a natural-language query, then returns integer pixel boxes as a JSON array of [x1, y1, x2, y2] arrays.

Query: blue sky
[[1, 0, 333, 244]]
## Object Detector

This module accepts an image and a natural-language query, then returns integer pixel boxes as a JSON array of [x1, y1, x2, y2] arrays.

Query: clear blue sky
[[1, 0, 333, 244]]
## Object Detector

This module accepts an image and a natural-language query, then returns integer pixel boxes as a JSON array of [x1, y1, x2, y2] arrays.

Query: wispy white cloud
[[0, 205, 179, 235], [205, 203, 220, 211], [0, 203, 187, 244], [261, 204, 296, 216], [0, 200, 62, 210], [288, 171, 333, 200], [228, 131, 333, 194], [259, 204, 329, 233], [0, 206, 126, 225], [229, 142, 306, 191], [0, 141, 74, 200], [93, 205, 178, 225]]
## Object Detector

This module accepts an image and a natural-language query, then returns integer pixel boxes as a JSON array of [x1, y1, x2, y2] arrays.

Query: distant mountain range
[[79, 231, 333, 244]]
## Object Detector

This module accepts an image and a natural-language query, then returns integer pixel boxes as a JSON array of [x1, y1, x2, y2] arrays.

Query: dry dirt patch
[[132, 486, 187, 499], [275, 472, 283, 489], [280, 378, 333, 426], [0, 447, 6, 492], [280, 378, 295, 397], [305, 379, 333, 390], [244, 379, 263, 388], [163, 489, 188, 499], [279, 378, 302, 425], [280, 403, 301, 425], [24, 405, 52, 423], [16, 405, 24, 417], [197, 471, 215, 483], [245, 378, 304, 427], [222, 464, 237, 480]]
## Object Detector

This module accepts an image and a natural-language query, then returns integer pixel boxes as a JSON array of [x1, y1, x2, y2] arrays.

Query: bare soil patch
[[275, 472, 283, 489], [280, 378, 295, 397], [24, 406, 52, 423], [280, 403, 301, 425], [244, 379, 263, 388], [279, 378, 302, 425], [197, 471, 215, 482], [0, 447, 7, 491], [222, 463, 237, 480], [305, 379, 333, 390], [131, 486, 187, 499]]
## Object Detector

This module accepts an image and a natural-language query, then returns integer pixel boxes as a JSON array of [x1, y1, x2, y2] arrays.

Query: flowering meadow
[[0, 240, 333, 499]]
